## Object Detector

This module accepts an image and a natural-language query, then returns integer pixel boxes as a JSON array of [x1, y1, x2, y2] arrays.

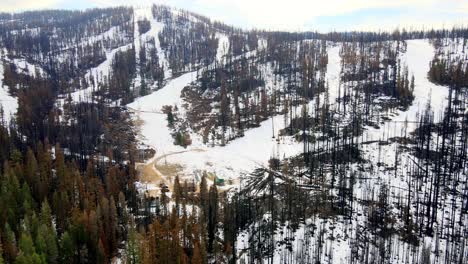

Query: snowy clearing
[[0, 62, 18, 123]]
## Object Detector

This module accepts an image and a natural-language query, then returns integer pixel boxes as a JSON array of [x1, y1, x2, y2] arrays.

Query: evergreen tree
[[59, 232, 74, 262], [126, 218, 141, 264]]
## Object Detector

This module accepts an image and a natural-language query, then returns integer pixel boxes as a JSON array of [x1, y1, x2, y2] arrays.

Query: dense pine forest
[[0, 4, 466, 264]]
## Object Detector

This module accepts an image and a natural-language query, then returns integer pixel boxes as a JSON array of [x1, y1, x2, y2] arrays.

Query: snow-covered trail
[[0, 62, 18, 123], [363, 39, 449, 142], [8, 57, 45, 78], [128, 71, 197, 151], [357, 39, 451, 199], [345, 40, 457, 264], [65, 43, 134, 103], [134, 7, 171, 79], [215, 32, 230, 64], [326, 44, 342, 103], [150, 19, 171, 79]]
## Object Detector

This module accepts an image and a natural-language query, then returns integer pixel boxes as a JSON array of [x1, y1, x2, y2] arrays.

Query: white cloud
[[347, 15, 467, 32], [193, 0, 440, 30], [89, 0, 173, 8], [0, 0, 61, 12]]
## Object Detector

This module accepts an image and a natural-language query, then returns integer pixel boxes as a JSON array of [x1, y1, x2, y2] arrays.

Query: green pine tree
[[59, 232, 74, 262]]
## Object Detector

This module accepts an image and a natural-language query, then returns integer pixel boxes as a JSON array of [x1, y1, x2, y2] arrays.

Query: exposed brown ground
[[130, 107, 236, 197]]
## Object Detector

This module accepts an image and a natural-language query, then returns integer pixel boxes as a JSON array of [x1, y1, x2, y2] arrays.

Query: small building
[[215, 176, 225, 186]]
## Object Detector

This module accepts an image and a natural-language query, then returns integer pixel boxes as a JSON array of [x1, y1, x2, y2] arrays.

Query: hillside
[[0, 4, 467, 264]]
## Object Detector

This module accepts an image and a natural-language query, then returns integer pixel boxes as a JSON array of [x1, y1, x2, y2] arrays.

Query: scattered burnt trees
[[0, 8, 134, 94]]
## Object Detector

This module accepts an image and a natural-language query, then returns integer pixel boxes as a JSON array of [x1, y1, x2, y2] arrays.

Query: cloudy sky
[[1, 0, 467, 32]]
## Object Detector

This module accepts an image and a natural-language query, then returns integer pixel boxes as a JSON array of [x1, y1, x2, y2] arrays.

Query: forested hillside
[[0, 4, 466, 264]]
